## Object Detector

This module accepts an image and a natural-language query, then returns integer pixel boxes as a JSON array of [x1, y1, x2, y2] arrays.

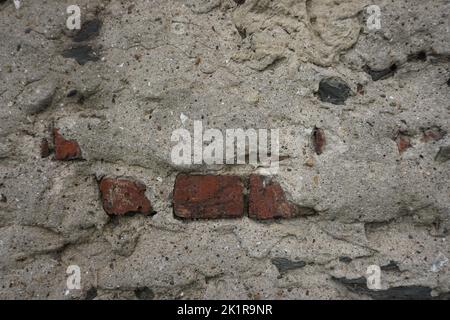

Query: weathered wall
[[0, 0, 449, 299]]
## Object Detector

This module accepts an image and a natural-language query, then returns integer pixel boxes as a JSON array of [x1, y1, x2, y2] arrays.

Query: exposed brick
[[312, 127, 326, 155], [40, 138, 50, 158], [249, 175, 315, 220], [421, 127, 446, 143], [53, 128, 82, 161], [396, 132, 411, 153], [356, 83, 365, 95], [99, 177, 153, 216], [173, 174, 244, 219]]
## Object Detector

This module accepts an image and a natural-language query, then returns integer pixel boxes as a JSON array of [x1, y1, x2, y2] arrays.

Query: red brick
[[249, 175, 314, 220], [312, 127, 326, 155], [99, 177, 153, 216], [173, 174, 244, 219], [53, 128, 82, 160], [421, 127, 446, 143], [396, 133, 411, 153]]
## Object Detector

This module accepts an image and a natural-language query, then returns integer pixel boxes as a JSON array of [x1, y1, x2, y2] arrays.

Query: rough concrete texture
[[0, 0, 449, 299]]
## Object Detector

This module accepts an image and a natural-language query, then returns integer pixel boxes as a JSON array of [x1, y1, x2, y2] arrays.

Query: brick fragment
[[249, 175, 315, 220], [99, 177, 153, 216], [356, 83, 365, 95], [312, 127, 326, 155], [40, 138, 50, 158], [173, 174, 244, 219], [53, 128, 82, 160], [421, 127, 446, 143], [396, 132, 411, 153]]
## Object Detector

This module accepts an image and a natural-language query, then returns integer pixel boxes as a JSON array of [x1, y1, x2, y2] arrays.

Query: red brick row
[[96, 174, 314, 219]]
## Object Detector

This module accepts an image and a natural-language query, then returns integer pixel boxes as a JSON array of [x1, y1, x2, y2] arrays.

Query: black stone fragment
[[435, 146, 450, 163], [237, 26, 247, 39], [331, 276, 446, 300], [407, 51, 427, 62], [318, 77, 351, 105], [72, 19, 102, 42], [67, 89, 78, 97], [381, 260, 401, 272], [62, 45, 99, 65], [339, 256, 352, 263], [271, 258, 306, 273], [85, 287, 97, 300], [134, 287, 155, 300], [364, 64, 397, 81]]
